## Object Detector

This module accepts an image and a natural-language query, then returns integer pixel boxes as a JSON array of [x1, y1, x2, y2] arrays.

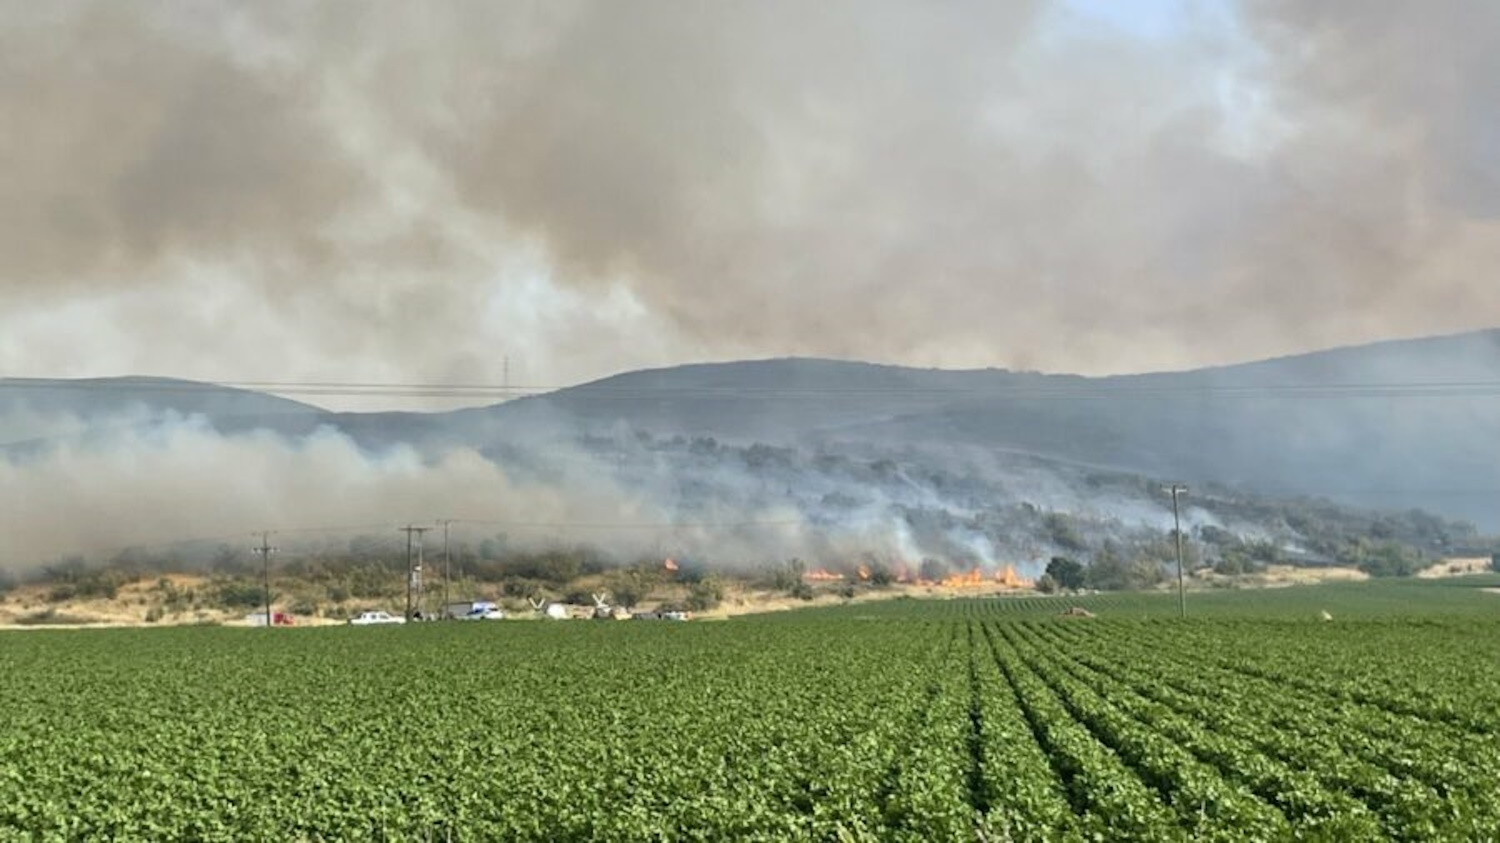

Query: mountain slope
[[0, 376, 325, 423], [5, 329, 1499, 529], [472, 330, 1500, 527]]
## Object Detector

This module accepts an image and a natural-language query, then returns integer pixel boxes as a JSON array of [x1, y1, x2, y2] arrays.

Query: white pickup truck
[[348, 611, 405, 626]]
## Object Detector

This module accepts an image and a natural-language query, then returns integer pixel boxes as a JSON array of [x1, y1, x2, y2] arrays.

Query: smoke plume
[[1, 2, 1496, 397]]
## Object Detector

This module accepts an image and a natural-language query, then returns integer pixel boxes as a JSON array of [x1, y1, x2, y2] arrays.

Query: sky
[[2, 0, 1498, 410]]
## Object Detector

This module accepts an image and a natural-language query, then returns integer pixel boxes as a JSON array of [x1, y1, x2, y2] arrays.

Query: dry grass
[[1419, 557, 1494, 578]]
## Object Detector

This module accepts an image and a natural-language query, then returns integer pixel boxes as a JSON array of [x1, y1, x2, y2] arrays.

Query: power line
[[445, 517, 804, 530]]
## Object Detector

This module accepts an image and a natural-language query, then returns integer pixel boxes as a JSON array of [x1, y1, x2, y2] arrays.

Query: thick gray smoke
[[2, 2, 1497, 396], [0, 405, 1230, 578], [0, 415, 656, 570]]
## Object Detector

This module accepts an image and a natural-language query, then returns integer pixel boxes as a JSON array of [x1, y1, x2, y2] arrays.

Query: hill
[[0, 376, 327, 452], [467, 329, 1500, 528], [1, 330, 1498, 582]]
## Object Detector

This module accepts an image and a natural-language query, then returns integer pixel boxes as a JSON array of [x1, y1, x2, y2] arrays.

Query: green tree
[[1353, 541, 1426, 577], [1086, 543, 1166, 591], [1045, 556, 1086, 591]]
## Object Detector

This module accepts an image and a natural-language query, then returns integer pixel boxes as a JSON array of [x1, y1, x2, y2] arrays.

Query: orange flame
[[857, 564, 871, 581], [992, 564, 1034, 589], [804, 568, 843, 582], [663, 558, 679, 571], [940, 568, 986, 588]]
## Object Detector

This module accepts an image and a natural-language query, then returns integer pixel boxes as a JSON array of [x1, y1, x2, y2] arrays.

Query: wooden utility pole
[[1167, 485, 1189, 618], [400, 525, 432, 622], [438, 519, 454, 618], [252, 532, 277, 629]]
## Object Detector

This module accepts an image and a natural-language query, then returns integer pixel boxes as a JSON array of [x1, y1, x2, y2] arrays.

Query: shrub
[[214, 580, 266, 609], [769, 559, 806, 592], [1213, 554, 1244, 576], [686, 577, 725, 612]]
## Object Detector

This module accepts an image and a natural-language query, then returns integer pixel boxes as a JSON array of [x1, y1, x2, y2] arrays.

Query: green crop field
[[3, 579, 1499, 841]]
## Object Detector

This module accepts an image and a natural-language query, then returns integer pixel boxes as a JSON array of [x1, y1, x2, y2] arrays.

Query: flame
[[857, 564, 871, 581], [991, 564, 1034, 589], [941, 568, 986, 588], [663, 558, 679, 572], [804, 568, 843, 582]]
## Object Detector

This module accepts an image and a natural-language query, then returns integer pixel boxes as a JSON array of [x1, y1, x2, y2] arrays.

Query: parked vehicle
[[463, 601, 505, 620], [349, 611, 405, 626], [631, 609, 692, 621], [244, 611, 294, 627], [443, 601, 505, 620]]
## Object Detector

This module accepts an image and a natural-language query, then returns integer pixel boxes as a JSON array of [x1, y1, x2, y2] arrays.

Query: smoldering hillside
[[2, 330, 1496, 580], [464, 329, 1500, 530]]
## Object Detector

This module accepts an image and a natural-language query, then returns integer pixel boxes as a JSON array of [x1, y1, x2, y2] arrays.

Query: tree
[[1086, 544, 1133, 591], [1086, 542, 1166, 591], [1045, 556, 1086, 591], [918, 557, 950, 582], [1035, 574, 1058, 594], [1354, 541, 1425, 577]]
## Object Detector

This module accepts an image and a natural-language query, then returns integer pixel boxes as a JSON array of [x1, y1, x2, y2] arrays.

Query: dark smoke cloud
[[1, 1, 1497, 397]]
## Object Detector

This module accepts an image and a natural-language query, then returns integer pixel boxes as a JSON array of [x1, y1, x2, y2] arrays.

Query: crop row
[[4, 602, 1498, 840]]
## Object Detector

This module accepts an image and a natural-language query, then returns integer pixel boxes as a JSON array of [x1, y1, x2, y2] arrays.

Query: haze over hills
[[2, 329, 1498, 576], [458, 329, 1500, 528]]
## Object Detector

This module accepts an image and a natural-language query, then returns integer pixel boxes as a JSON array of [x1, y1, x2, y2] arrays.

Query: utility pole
[[252, 531, 277, 629], [1167, 484, 1188, 618], [399, 525, 432, 622], [438, 519, 454, 617]]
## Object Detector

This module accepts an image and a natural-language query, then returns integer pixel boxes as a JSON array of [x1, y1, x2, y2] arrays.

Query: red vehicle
[[246, 611, 294, 627]]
